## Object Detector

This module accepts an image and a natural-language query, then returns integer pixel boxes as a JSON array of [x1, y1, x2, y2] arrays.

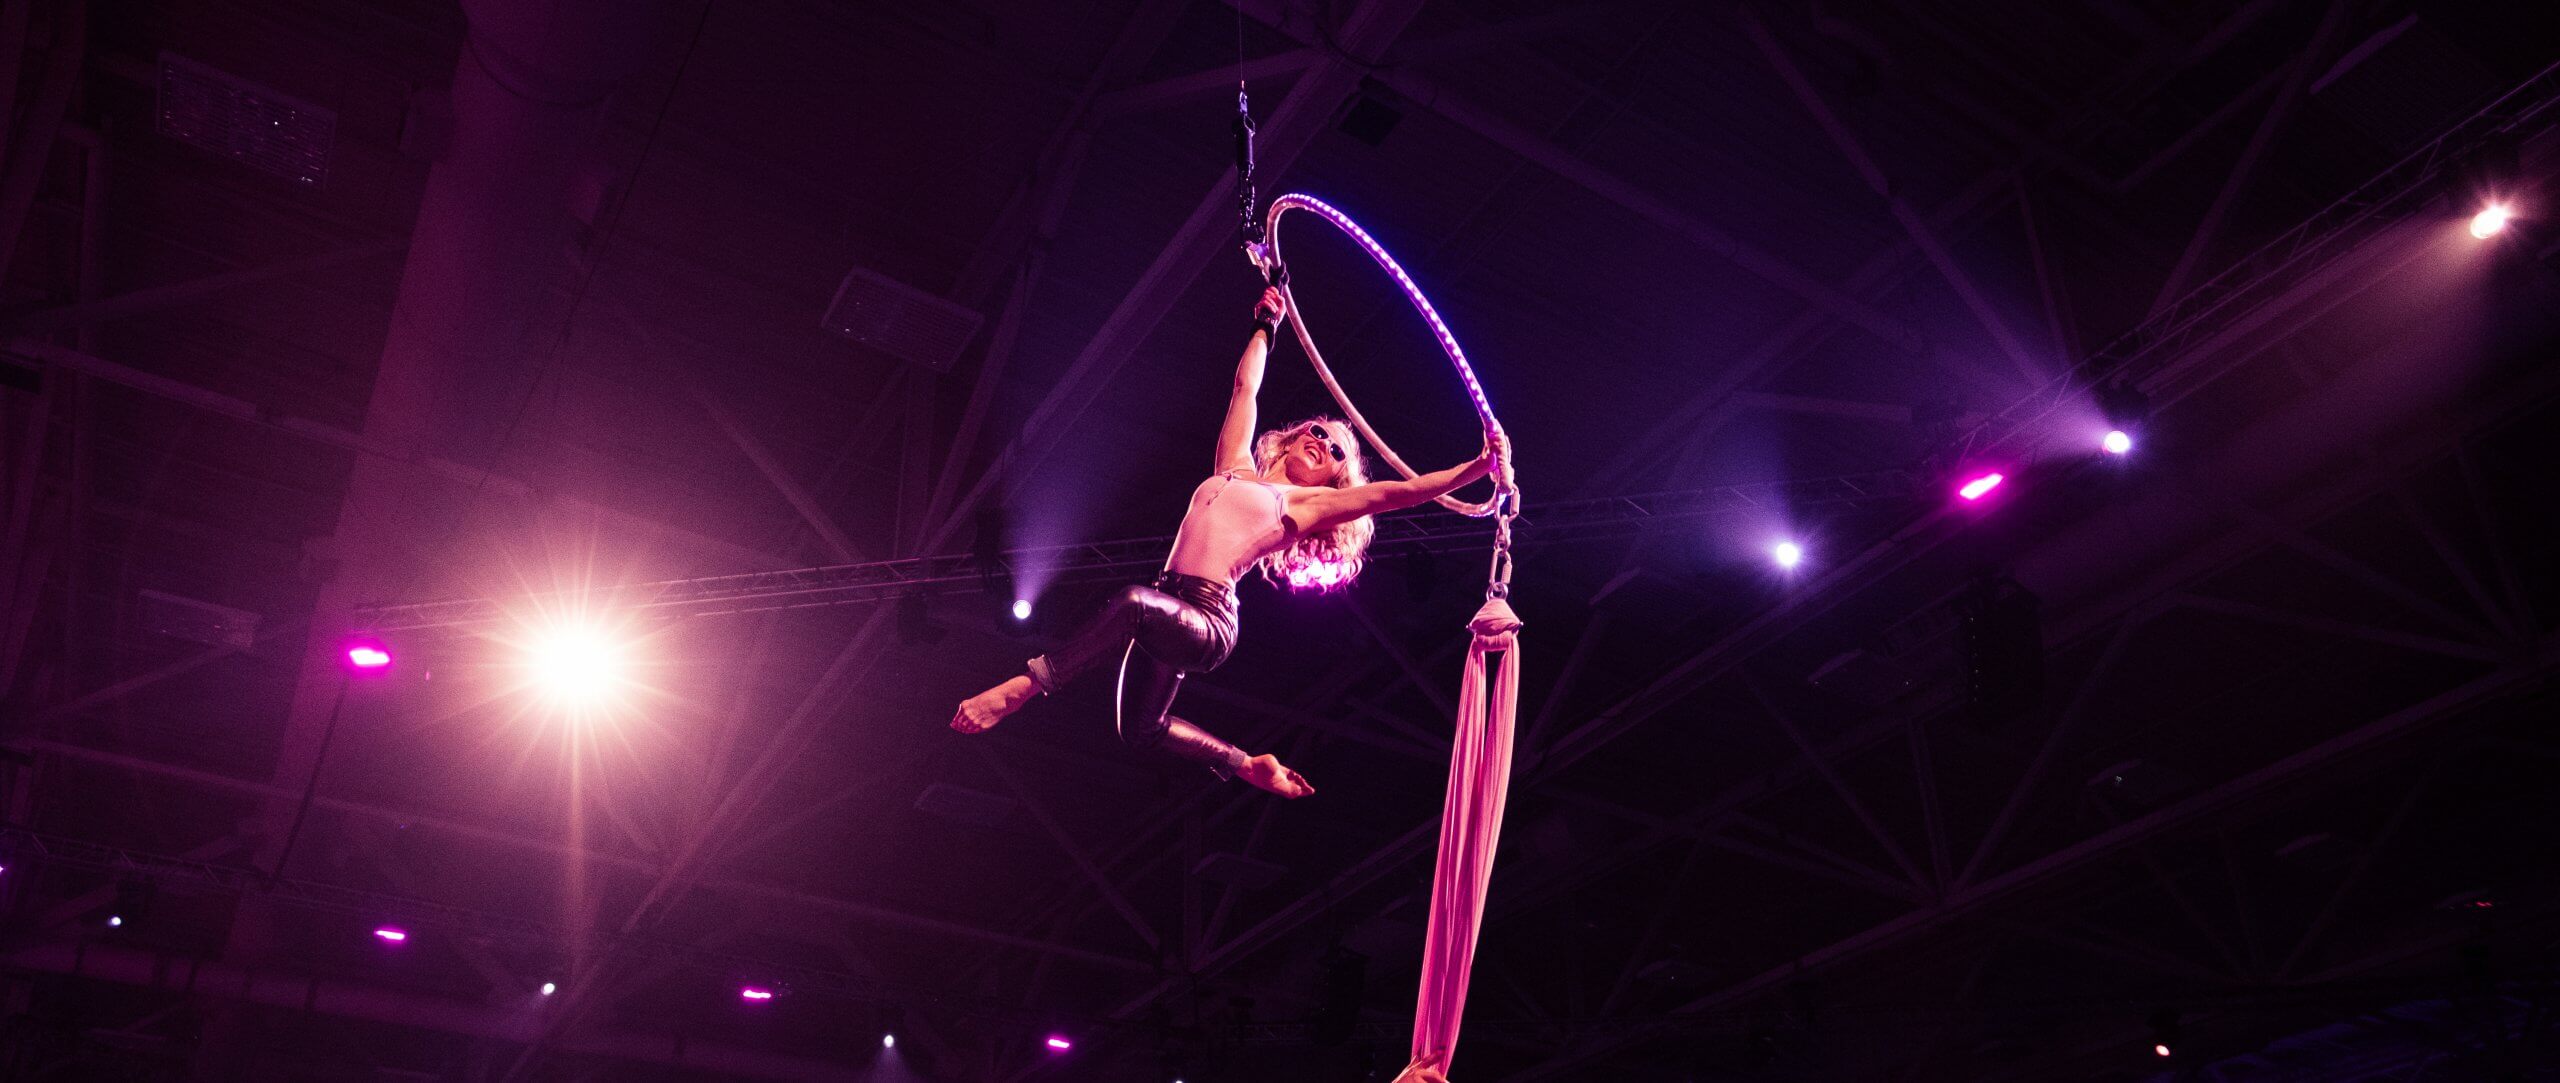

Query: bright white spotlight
[[1771, 541, 1804, 569], [2154, 1043, 2172, 1058], [540, 981, 557, 996], [2102, 429, 2133, 455], [528, 625, 628, 708], [107, 915, 123, 928], [1011, 598, 1033, 622], [882, 1034, 896, 1049], [1957, 472, 2006, 501], [373, 926, 408, 944], [2470, 202, 2511, 239]]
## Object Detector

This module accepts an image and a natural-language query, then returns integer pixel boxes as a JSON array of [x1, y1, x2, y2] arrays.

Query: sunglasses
[[1295, 423, 1346, 463]]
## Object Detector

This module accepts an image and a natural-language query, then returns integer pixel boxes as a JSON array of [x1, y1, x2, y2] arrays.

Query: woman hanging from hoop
[[950, 286, 1503, 798]]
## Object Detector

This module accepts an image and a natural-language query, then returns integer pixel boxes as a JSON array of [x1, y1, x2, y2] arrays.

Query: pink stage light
[[345, 641, 392, 670], [1011, 598, 1033, 622], [2154, 1043, 2172, 1058], [372, 926, 408, 943], [1957, 472, 2006, 501], [1044, 1037, 1072, 1052], [1771, 541, 1804, 570], [540, 982, 557, 996], [2101, 429, 2133, 455], [1281, 559, 1353, 591], [740, 987, 775, 1002], [2470, 202, 2512, 239]]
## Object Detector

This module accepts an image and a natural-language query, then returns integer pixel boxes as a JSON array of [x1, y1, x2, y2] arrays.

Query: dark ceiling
[[2, 0, 2558, 1080]]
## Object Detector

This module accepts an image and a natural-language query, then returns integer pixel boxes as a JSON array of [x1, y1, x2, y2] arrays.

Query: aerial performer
[[958, 82, 1525, 1080], [947, 283, 1504, 800]]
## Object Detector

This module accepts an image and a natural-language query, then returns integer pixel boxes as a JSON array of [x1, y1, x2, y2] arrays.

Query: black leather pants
[[1026, 572, 1248, 779]]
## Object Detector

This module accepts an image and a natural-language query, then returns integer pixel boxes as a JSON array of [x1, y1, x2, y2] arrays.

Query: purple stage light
[[740, 986, 775, 1002], [1044, 1036, 1072, 1052], [1010, 598, 1033, 621], [1957, 472, 2006, 501], [882, 1034, 896, 1049], [372, 926, 407, 943], [2102, 429, 2133, 455], [1771, 541, 1804, 569], [2470, 202, 2512, 239], [107, 915, 123, 927], [540, 981, 557, 996]]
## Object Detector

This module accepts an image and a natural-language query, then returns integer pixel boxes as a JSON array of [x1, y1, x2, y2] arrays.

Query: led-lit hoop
[[1261, 193, 1516, 520]]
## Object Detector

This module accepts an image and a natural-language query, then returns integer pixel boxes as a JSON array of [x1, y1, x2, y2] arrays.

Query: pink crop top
[[1163, 470, 1298, 586]]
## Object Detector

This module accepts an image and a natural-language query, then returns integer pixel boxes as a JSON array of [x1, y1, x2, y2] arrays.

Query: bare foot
[[951, 675, 1038, 734], [1239, 753, 1315, 799]]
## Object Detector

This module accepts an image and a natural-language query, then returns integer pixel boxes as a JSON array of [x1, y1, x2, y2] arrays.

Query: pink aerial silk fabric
[[1410, 597, 1524, 1067]]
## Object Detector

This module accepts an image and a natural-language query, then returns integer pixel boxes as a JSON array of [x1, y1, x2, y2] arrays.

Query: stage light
[[527, 625, 628, 708], [540, 982, 557, 996], [1957, 472, 2005, 501], [1045, 1036, 1073, 1052], [1011, 598, 1033, 622], [2470, 202, 2511, 239], [1771, 541, 1804, 569], [2102, 429, 2133, 455], [373, 926, 408, 944], [2148, 1008, 2182, 1061], [344, 638, 392, 672], [882, 1034, 896, 1049], [740, 986, 775, 1002], [107, 915, 123, 927]]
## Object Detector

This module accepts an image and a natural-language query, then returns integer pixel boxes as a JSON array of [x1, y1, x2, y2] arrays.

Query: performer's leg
[[1029, 584, 1209, 694], [955, 584, 1207, 734], [1117, 643, 1312, 796], [1114, 642, 1242, 776]]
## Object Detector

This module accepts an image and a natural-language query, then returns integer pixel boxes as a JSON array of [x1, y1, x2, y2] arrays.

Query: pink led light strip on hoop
[[1254, 192, 1519, 594]]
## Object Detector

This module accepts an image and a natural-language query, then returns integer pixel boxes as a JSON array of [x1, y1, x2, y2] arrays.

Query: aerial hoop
[[1249, 194, 1520, 594]]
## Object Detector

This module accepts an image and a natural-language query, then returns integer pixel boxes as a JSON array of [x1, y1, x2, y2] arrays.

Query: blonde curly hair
[[1252, 416, 1375, 592]]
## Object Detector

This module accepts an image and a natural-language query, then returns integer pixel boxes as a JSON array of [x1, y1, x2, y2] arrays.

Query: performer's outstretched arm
[[1215, 287, 1288, 475], [1293, 430, 1507, 535]]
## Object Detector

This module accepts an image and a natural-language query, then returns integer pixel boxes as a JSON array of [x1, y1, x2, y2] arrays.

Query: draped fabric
[[1410, 597, 1524, 1066]]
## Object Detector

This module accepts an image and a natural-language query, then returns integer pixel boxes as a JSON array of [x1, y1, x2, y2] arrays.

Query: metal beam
[[2274, 759, 2445, 981], [974, 742, 1163, 953], [7, 340, 797, 572], [351, 469, 1917, 631], [1728, 391, 1920, 425], [2013, 172, 2081, 361], [2173, 592, 2507, 663], [1745, 676, 1930, 893], [0, 0, 79, 283], [1742, 8, 2047, 388], [694, 389, 867, 563], [2385, 482, 2524, 645], [0, 239, 408, 334], [2143, 2, 2351, 317], [1956, 613, 2145, 889]]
